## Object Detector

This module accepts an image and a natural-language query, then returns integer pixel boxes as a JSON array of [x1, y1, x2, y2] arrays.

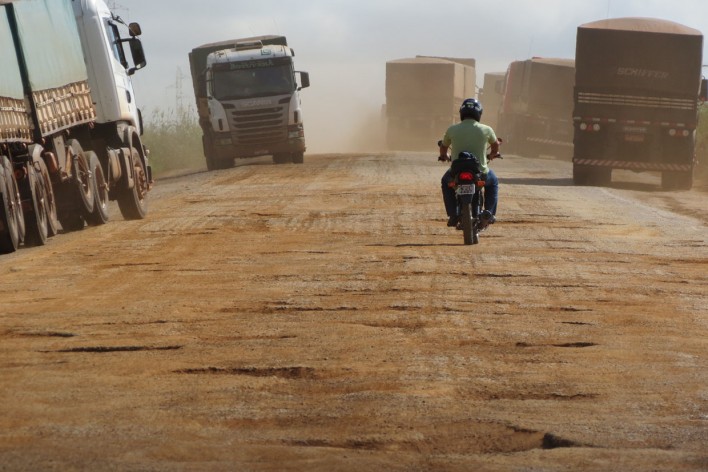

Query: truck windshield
[[212, 64, 294, 100]]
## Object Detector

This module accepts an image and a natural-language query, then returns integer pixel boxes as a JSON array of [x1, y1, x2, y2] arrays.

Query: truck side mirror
[[127, 38, 147, 75], [700, 78, 708, 102], [299, 71, 310, 89], [129, 22, 142, 37]]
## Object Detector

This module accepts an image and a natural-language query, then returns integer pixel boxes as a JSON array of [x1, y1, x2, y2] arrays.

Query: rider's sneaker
[[447, 216, 459, 227]]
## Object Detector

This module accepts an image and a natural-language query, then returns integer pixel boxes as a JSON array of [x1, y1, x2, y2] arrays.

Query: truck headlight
[[288, 124, 304, 139]]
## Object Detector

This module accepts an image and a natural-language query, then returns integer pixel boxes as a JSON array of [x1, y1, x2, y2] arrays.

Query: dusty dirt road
[[1, 153, 706, 471]]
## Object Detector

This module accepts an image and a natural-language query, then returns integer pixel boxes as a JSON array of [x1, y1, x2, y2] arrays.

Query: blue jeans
[[441, 168, 498, 218]]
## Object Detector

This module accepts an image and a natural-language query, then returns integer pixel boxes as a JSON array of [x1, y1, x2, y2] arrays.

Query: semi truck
[[497, 57, 575, 159], [0, 0, 150, 254], [188, 35, 310, 169], [478, 71, 505, 130], [572, 18, 705, 189], [385, 56, 476, 151]]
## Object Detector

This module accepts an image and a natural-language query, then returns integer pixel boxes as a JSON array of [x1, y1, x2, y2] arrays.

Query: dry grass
[[142, 107, 204, 177]]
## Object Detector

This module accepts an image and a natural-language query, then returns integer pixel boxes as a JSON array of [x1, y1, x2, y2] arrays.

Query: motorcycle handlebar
[[436, 139, 503, 161]]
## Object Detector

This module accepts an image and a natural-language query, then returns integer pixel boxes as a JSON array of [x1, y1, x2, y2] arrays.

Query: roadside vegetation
[[142, 107, 204, 177]]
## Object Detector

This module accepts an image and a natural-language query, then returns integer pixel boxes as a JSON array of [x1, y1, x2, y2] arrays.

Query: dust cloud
[[301, 63, 388, 154]]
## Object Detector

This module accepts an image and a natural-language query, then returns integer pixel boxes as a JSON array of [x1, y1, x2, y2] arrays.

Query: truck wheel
[[573, 164, 590, 185], [273, 153, 292, 164], [37, 158, 58, 237], [85, 152, 110, 226], [292, 152, 304, 164], [592, 167, 612, 186], [206, 154, 233, 171], [68, 140, 95, 217], [0, 156, 23, 254], [57, 213, 85, 232], [661, 170, 693, 191], [461, 202, 473, 245], [117, 147, 148, 220], [22, 163, 49, 247]]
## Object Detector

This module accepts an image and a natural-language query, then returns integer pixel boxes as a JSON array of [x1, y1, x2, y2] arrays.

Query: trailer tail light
[[579, 122, 601, 132], [458, 172, 474, 182], [668, 129, 691, 138]]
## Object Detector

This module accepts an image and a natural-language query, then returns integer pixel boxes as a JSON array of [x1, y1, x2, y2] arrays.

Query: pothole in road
[[282, 427, 586, 453], [542, 432, 583, 449], [552, 342, 597, 348], [174, 366, 317, 380], [50, 345, 183, 353], [516, 341, 597, 348], [14, 330, 76, 338]]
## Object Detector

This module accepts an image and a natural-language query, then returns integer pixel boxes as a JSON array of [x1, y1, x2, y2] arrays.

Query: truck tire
[[292, 152, 304, 164], [85, 151, 110, 225], [573, 164, 591, 186], [573, 164, 610, 186], [117, 147, 148, 220], [661, 170, 693, 191], [22, 163, 49, 247], [461, 202, 473, 245], [273, 153, 292, 164], [593, 167, 612, 187], [67, 140, 95, 217], [37, 158, 58, 237], [205, 154, 233, 171], [0, 156, 23, 254]]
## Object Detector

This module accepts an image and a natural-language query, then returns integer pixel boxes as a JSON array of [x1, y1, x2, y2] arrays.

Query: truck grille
[[577, 92, 695, 111], [228, 106, 288, 146]]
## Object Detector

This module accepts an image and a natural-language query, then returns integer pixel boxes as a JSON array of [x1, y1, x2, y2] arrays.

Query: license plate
[[456, 185, 475, 195], [624, 134, 645, 143]]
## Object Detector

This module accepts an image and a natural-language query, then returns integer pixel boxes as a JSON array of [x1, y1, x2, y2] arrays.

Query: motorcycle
[[451, 152, 491, 245], [439, 141, 502, 245]]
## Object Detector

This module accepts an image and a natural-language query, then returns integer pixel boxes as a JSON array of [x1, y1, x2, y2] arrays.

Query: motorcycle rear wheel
[[461, 202, 473, 245]]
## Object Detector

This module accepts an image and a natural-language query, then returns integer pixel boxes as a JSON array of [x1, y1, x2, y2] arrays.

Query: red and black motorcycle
[[450, 152, 492, 245]]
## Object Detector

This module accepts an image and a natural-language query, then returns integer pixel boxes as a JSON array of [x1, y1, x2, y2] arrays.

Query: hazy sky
[[113, 0, 708, 151]]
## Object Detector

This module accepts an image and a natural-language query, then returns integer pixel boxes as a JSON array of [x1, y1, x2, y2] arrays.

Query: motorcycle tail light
[[458, 172, 474, 182]]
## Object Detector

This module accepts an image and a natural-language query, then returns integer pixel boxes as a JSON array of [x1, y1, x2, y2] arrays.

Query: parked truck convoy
[[188, 35, 310, 169], [385, 56, 476, 151], [497, 57, 576, 159], [572, 18, 705, 189], [0, 0, 150, 254]]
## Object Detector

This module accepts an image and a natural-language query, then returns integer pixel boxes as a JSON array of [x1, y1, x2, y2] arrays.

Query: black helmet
[[459, 98, 483, 122]]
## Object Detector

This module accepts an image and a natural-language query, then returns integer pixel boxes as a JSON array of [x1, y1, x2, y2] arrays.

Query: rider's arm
[[490, 139, 500, 157], [438, 139, 451, 161]]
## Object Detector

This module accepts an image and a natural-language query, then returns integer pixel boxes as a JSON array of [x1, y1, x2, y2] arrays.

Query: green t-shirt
[[442, 120, 497, 173]]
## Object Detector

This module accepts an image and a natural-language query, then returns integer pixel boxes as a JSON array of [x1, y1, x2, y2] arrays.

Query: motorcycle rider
[[438, 98, 501, 227]]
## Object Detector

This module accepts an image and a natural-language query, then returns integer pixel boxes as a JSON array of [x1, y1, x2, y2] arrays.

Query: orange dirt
[[1, 153, 706, 471]]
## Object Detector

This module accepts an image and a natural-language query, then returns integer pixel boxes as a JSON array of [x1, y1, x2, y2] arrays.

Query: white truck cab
[[73, 0, 146, 131], [190, 36, 310, 169]]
